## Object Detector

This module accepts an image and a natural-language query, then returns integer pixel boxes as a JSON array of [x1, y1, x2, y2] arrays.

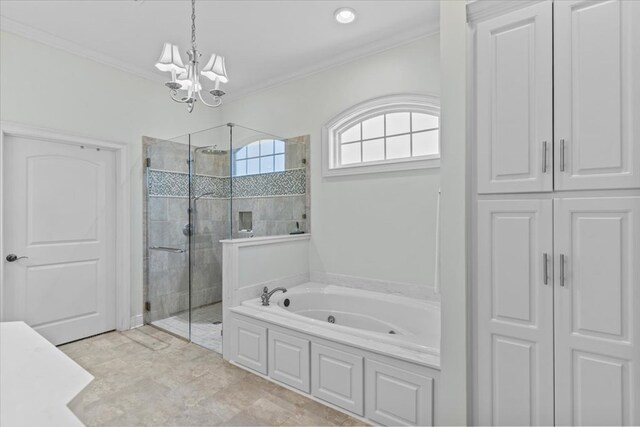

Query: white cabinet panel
[[477, 200, 554, 426], [311, 343, 364, 416], [233, 318, 267, 374], [476, 2, 553, 194], [268, 330, 310, 393], [554, 0, 640, 190], [365, 360, 433, 426], [554, 197, 640, 425]]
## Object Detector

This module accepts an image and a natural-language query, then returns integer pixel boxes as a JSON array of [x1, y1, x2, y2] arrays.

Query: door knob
[[6, 254, 28, 262]]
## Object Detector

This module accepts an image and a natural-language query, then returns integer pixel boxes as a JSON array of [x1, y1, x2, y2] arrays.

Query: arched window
[[234, 139, 286, 176], [322, 94, 440, 176]]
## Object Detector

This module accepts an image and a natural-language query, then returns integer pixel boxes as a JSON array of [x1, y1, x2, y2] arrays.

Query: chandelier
[[154, 0, 228, 113]]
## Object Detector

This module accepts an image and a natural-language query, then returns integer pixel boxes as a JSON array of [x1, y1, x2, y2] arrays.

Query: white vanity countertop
[[0, 322, 93, 427]]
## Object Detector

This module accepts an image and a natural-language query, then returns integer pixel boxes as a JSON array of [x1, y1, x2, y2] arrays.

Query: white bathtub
[[229, 282, 441, 425], [239, 282, 440, 362]]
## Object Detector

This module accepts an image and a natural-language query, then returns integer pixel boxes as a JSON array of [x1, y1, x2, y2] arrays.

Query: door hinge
[[145, 157, 151, 168], [145, 301, 151, 311]]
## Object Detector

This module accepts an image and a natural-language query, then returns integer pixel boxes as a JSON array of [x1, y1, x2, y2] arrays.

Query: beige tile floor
[[60, 326, 366, 427], [152, 303, 223, 353]]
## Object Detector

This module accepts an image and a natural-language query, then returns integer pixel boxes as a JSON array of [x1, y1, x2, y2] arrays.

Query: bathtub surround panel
[[228, 283, 440, 425], [310, 271, 440, 301]]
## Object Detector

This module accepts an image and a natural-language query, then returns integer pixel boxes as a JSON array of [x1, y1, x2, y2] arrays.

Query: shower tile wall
[[143, 134, 310, 325]]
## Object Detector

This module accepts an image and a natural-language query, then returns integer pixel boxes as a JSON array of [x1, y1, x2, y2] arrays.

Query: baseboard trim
[[130, 314, 144, 329]]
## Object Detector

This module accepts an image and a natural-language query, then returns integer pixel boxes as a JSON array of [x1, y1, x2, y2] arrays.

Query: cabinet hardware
[[543, 253, 549, 284], [560, 139, 566, 172], [542, 141, 548, 173], [559, 254, 565, 286]]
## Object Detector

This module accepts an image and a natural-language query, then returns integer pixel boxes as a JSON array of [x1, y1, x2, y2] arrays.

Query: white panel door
[[554, 1, 640, 190], [554, 197, 640, 426], [477, 199, 554, 426], [2, 136, 116, 345], [476, 2, 553, 194]]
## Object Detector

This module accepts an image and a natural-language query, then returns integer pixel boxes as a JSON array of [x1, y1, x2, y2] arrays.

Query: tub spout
[[261, 286, 287, 306]]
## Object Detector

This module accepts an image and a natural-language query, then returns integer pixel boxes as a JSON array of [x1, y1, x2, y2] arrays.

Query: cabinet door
[[268, 330, 310, 393], [554, 1, 640, 190], [365, 360, 434, 426], [554, 197, 640, 426], [477, 200, 554, 426], [232, 318, 267, 374], [476, 2, 553, 194], [311, 343, 364, 416]]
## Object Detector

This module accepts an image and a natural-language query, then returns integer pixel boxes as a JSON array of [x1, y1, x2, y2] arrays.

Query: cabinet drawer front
[[233, 318, 267, 374], [365, 360, 434, 426], [268, 330, 310, 393], [311, 343, 364, 416]]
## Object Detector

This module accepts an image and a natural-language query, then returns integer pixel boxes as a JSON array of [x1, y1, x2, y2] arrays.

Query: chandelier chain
[[191, 0, 197, 50]]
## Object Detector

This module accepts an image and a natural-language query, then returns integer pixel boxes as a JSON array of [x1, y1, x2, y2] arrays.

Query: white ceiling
[[0, 0, 439, 98]]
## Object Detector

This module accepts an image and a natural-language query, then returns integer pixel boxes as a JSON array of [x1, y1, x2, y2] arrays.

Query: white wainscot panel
[[233, 318, 267, 374], [365, 360, 433, 426], [268, 330, 310, 393], [311, 343, 364, 416]]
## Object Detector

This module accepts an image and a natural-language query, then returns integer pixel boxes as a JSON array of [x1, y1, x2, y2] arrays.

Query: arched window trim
[[322, 93, 440, 177]]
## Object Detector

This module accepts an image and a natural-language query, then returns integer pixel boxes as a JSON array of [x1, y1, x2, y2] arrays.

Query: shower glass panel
[[188, 125, 232, 352], [144, 123, 309, 353], [144, 133, 192, 340]]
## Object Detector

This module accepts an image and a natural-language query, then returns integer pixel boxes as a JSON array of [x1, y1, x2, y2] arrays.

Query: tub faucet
[[261, 286, 287, 306]]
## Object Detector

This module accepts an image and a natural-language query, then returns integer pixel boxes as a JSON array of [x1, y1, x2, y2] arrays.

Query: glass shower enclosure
[[143, 123, 308, 352]]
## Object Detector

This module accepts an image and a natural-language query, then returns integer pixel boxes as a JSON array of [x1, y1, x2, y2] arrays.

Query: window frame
[[322, 94, 440, 177]]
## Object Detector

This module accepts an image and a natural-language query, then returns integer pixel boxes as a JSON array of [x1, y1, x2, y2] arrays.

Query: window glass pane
[[341, 143, 361, 165], [260, 140, 274, 155], [260, 155, 274, 173], [340, 124, 361, 143], [235, 160, 247, 176], [236, 146, 247, 160], [247, 158, 260, 175], [362, 138, 385, 163], [362, 115, 384, 140], [274, 154, 285, 171], [412, 113, 439, 131], [386, 135, 411, 159], [247, 142, 260, 158], [413, 130, 440, 157], [274, 140, 285, 154], [386, 112, 410, 136]]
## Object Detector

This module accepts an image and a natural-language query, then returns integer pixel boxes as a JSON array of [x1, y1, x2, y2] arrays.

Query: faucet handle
[[263, 286, 269, 294]]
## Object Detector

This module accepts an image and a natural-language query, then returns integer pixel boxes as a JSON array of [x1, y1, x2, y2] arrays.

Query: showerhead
[[194, 145, 224, 155]]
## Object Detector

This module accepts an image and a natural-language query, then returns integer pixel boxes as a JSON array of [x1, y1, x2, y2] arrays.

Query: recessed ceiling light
[[334, 7, 356, 24]]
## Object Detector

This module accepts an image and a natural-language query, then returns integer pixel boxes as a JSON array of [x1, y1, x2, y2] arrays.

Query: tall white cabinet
[[471, 1, 640, 425]]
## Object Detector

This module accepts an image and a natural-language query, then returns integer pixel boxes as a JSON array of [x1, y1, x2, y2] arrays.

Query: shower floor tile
[[151, 302, 223, 354]]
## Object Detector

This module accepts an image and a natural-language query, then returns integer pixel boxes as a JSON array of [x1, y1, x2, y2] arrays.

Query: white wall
[[0, 31, 222, 322], [216, 35, 441, 291], [1, 30, 442, 320], [438, 1, 469, 424]]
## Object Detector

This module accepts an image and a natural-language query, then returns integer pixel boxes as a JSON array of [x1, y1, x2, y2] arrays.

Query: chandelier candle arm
[[153, 0, 228, 112]]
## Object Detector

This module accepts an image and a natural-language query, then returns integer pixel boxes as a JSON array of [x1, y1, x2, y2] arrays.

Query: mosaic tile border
[[147, 168, 306, 199]]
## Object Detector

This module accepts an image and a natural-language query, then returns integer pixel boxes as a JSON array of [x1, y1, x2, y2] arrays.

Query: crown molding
[[226, 23, 440, 102], [1, 14, 439, 103], [466, 0, 546, 24], [0, 15, 166, 84]]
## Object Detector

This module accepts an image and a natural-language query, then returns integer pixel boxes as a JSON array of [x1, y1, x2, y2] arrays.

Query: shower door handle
[[149, 246, 185, 254]]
